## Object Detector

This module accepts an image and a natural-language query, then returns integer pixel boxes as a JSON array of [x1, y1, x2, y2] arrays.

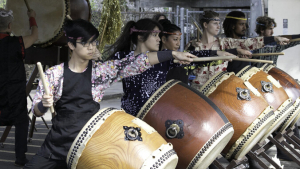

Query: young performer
[[25, 18, 194, 169], [252, 16, 300, 68], [112, 18, 233, 117], [152, 13, 167, 21], [185, 10, 289, 90], [0, 8, 38, 166], [223, 11, 253, 73]]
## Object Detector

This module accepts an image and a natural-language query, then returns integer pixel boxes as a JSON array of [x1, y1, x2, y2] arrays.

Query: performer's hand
[[27, 9, 36, 18], [237, 49, 252, 58], [172, 51, 196, 64], [191, 39, 202, 48], [42, 94, 53, 107], [217, 51, 237, 62], [275, 36, 289, 45]]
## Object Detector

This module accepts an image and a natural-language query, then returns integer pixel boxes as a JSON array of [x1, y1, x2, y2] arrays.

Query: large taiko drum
[[137, 80, 234, 169], [236, 66, 294, 142], [200, 72, 275, 160], [6, 0, 91, 47], [262, 63, 300, 132], [67, 108, 178, 169]]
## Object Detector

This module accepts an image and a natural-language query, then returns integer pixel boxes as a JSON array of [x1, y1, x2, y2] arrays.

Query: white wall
[[268, 0, 300, 80]]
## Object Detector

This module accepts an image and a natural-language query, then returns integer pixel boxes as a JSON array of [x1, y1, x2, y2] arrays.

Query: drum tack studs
[[261, 81, 273, 93], [123, 126, 142, 141], [165, 120, 184, 139], [236, 88, 251, 101]]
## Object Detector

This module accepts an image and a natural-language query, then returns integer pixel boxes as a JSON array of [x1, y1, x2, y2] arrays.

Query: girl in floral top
[[112, 18, 234, 117], [186, 10, 289, 90], [26, 19, 195, 169]]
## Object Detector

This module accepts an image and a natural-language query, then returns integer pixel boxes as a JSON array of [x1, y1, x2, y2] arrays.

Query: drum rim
[[226, 106, 275, 160], [289, 97, 300, 127], [141, 143, 178, 169], [188, 123, 234, 169], [137, 79, 229, 123], [259, 99, 294, 143], [6, 0, 92, 48], [66, 107, 116, 169], [137, 80, 179, 119], [278, 98, 300, 132]]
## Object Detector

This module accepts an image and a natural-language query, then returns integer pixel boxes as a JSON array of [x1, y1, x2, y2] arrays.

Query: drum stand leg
[[28, 114, 36, 143], [285, 126, 300, 146], [212, 156, 248, 169], [282, 127, 300, 149], [246, 142, 282, 169], [267, 134, 300, 166], [0, 126, 12, 148]]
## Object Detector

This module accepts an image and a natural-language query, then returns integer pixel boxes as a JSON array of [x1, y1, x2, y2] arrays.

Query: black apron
[[38, 60, 100, 160], [0, 35, 27, 126]]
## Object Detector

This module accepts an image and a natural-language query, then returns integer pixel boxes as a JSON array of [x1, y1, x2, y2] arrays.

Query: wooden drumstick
[[37, 62, 55, 114], [251, 52, 285, 57], [232, 58, 273, 63], [174, 56, 273, 64], [173, 55, 237, 63], [66, 15, 73, 20], [289, 38, 300, 42], [193, 21, 203, 36], [24, 0, 31, 11]]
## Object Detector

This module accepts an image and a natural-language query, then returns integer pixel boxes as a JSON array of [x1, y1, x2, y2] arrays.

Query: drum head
[[6, 0, 68, 47]]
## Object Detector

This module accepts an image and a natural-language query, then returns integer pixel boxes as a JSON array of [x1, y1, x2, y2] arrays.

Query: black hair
[[108, 18, 163, 59], [223, 11, 246, 37], [64, 19, 99, 47], [158, 19, 181, 50], [152, 13, 167, 22], [200, 10, 219, 29]]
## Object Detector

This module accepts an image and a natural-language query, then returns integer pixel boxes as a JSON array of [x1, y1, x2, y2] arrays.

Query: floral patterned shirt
[[113, 50, 214, 116], [31, 53, 151, 115], [190, 36, 265, 90]]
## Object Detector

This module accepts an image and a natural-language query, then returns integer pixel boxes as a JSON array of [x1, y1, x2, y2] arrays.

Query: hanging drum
[[200, 72, 275, 160], [137, 80, 234, 169], [237, 66, 294, 142], [6, 0, 91, 47], [262, 63, 300, 132], [67, 108, 178, 169]]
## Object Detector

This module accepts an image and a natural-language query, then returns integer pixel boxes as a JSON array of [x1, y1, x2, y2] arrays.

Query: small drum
[[262, 64, 300, 132], [137, 80, 234, 168], [200, 72, 275, 160], [6, 0, 91, 47], [67, 108, 178, 169], [237, 66, 294, 142]]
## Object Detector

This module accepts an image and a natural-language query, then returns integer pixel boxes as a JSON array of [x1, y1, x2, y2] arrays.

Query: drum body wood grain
[[137, 80, 234, 169], [6, 0, 91, 47], [237, 66, 294, 142], [200, 72, 275, 160], [67, 108, 178, 169], [262, 64, 300, 131]]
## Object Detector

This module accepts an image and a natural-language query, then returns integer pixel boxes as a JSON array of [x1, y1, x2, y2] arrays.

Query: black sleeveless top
[[38, 61, 100, 160]]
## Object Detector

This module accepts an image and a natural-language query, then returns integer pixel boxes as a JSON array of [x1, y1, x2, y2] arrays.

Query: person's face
[[144, 26, 161, 51], [233, 20, 247, 37], [162, 31, 181, 51], [261, 25, 274, 37], [205, 18, 220, 36], [158, 16, 166, 21], [71, 37, 97, 60]]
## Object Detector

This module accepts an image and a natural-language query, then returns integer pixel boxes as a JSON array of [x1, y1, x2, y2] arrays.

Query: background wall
[[268, 0, 300, 80]]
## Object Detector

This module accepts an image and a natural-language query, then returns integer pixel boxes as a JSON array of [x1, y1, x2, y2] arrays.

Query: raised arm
[[22, 9, 38, 49]]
